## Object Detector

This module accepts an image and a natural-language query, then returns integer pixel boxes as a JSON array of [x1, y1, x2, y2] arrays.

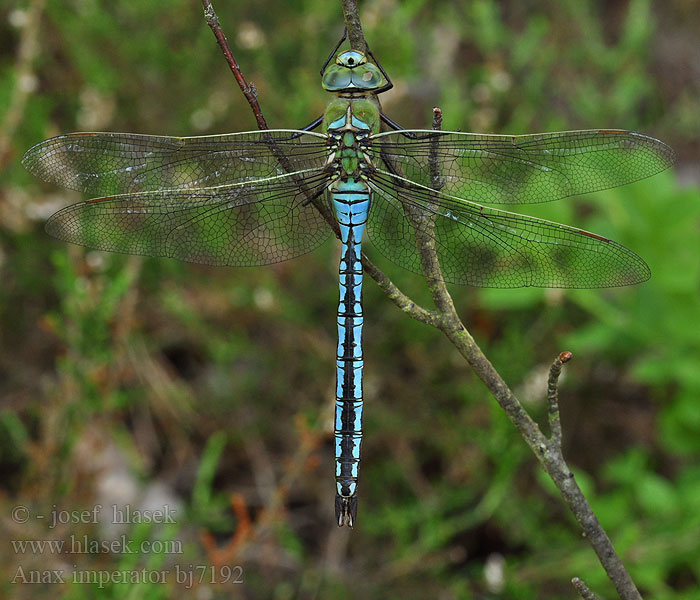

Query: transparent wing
[[23, 130, 329, 195], [45, 170, 334, 267], [367, 172, 650, 288], [369, 129, 675, 205]]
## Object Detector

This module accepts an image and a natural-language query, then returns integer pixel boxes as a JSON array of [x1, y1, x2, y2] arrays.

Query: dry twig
[[573, 576, 604, 600]]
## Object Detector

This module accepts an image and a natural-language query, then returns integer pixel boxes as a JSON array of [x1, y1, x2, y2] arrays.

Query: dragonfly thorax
[[324, 95, 382, 135], [324, 104, 376, 178]]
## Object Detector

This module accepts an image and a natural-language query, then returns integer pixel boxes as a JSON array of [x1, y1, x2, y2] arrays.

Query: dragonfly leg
[[298, 185, 329, 208], [294, 115, 324, 137], [282, 115, 324, 140], [302, 115, 324, 131], [365, 44, 393, 93], [320, 29, 348, 75], [380, 113, 438, 139]]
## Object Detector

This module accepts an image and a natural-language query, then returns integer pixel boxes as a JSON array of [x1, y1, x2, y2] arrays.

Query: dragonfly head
[[322, 50, 391, 94]]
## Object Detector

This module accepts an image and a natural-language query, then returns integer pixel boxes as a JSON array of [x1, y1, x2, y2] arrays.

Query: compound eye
[[337, 50, 367, 68]]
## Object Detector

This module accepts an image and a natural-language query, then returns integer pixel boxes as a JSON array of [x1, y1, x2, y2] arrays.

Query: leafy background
[[1, 0, 699, 598]]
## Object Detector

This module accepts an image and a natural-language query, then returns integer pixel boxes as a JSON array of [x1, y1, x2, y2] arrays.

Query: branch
[[573, 577, 604, 600], [361, 254, 441, 327], [547, 350, 572, 445], [200, 0, 268, 129], [201, 2, 643, 597], [341, 0, 367, 52], [540, 355, 641, 599], [440, 320, 642, 598]]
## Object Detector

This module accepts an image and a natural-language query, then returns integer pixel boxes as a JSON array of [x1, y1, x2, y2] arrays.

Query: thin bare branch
[[361, 254, 441, 327], [200, 0, 268, 129], [429, 107, 443, 189], [436, 274, 642, 600], [341, 0, 367, 52], [547, 351, 572, 445], [573, 576, 603, 600]]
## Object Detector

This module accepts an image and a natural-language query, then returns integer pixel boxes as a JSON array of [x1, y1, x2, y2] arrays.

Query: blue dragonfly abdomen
[[332, 176, 369, 527], [325, 99, 378, 527]]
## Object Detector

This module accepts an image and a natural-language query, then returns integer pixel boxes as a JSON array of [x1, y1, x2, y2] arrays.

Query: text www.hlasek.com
[[12, 535, 181, 555]]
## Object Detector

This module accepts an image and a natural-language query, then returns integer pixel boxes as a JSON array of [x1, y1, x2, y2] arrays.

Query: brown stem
[[573, 576, 603, 600], [200, 0, 268, 130], [341, 0, 367, 52], [547, 350, 572, 445], [361, 254, 441, 327]]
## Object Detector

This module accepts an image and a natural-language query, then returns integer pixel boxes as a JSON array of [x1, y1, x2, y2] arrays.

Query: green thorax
[[323, 96, 381, 135], [323, 101, 381, 178]]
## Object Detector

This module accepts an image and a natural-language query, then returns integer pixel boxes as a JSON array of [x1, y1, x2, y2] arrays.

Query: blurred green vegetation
[[1, 0, 699, 598]]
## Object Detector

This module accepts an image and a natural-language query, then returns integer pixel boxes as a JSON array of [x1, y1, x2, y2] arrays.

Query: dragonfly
[[23, 33, 675, 527]]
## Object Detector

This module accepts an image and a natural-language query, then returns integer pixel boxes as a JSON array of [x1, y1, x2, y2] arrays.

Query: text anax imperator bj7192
[[23, 33, 675, 527]]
